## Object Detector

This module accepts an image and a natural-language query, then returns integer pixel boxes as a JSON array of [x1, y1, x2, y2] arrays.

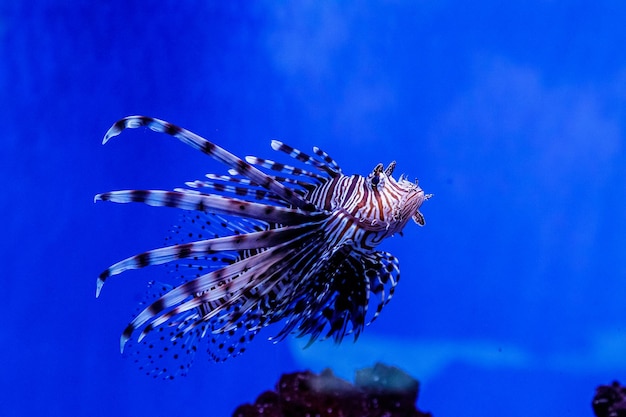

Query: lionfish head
[[365, 161, 432, 237]]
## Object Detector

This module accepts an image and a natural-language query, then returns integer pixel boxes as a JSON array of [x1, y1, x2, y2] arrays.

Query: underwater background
[[2, 1, 626, 416]]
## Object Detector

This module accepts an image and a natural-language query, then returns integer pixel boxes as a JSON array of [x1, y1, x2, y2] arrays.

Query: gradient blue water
[[2, 1, 626, 416]]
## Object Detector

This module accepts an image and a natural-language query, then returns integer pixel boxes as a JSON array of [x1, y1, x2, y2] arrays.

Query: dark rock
[[592, 381, 626, 417], [232, 363, 432, 417]]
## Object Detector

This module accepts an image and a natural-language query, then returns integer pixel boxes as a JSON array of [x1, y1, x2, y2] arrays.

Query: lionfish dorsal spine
[[271, 140, 341, 178], [104, 116, 316, 211], [244, 155, 327, 182], [94, 190, 325, 225]]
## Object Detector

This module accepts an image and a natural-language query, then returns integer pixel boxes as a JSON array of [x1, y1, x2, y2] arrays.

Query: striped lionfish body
[[96, 116, 431, 379]]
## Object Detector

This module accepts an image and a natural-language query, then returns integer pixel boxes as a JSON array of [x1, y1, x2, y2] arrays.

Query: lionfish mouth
[[96, 115, 430, 379]]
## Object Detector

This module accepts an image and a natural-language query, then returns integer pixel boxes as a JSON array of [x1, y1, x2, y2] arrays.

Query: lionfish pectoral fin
[[95, 222, 318, 297], [412, 210, 425, 226], [362, 251, 400, 326], [96, 273, 107, 298], [120, 324, 133, 353], [120, 234, 309, 349]]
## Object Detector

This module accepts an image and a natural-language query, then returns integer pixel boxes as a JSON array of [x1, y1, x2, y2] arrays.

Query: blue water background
[[2, 1, 626, 416]]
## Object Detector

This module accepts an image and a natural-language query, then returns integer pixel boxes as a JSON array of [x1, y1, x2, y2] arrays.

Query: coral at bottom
[[593, 381, 626, 417], [232, 363, 432, 417]]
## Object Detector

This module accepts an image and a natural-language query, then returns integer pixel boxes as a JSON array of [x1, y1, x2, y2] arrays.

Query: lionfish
[[96, 116, 431, 379]]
